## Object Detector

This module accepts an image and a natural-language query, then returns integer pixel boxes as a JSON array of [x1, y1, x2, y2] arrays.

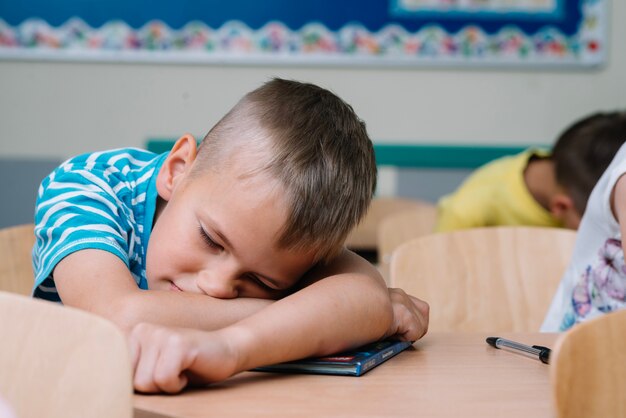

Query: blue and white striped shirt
[[32, 148, 167, 301]]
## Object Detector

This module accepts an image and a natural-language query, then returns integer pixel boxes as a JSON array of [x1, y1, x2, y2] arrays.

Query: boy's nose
[[196, 270, 239, 299]]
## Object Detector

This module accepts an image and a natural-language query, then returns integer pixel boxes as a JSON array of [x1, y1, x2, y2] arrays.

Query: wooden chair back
[[377, 205, 438, 281], [0, 291, 133, 418], [551, 310, 626, 418], [0, 223, 36, 295], [389, 226, 577, 332], [345, 197, 435, 253]]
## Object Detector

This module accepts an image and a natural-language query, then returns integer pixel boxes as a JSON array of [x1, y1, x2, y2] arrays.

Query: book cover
[[254, 340, 412, 376]]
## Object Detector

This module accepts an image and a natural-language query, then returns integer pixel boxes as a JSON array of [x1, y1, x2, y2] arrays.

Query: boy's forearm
[[211, 272, 393, 374], [112, 290, 273, 333], [54, 249, 273, 333]]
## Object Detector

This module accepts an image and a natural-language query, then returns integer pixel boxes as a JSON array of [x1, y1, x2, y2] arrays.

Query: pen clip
[[531, 345, 551, 364]]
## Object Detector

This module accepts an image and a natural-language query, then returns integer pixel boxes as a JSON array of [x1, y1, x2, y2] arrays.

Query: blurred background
[[0, 0, 624, 228]]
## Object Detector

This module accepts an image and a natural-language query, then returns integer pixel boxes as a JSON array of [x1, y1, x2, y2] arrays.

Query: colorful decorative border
[[0, 0, 604, 67]]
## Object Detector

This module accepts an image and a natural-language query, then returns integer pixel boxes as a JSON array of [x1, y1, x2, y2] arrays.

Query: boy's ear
[[549, 193, 580, 228], [548, 193, 574, 218], [156, 134, 198, 201]]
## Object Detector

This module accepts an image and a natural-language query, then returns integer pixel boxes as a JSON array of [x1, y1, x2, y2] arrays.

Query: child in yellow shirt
[[436, 111, 626, 232]]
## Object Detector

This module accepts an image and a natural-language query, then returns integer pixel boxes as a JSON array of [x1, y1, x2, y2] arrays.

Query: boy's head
[[194, 78, 377, 261], [147, 79, 376, 299], [551, 110, 626, 225]]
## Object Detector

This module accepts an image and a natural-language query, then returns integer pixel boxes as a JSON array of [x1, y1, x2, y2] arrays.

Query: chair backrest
[[377, 205, 438, 280], [551, 310, 626, 418], [346, 197, 435, 252], [0, 291, 133, 418], [389, 226, 577, 332], [0, 223, 36, 295]]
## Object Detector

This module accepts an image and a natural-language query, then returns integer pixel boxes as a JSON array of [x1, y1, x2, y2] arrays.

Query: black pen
[[486, 337, 551, 364]]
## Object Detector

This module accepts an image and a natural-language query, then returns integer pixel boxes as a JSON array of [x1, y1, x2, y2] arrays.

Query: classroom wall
[[0, 1, 625, 226]]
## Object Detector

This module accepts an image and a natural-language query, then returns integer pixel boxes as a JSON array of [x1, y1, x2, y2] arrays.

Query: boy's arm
[[297, 249, 430, 341], [54, 249, 272, 333], [55, 248, 428, 339], [611, 174, 626, 254], [130, 249, 430, 393]]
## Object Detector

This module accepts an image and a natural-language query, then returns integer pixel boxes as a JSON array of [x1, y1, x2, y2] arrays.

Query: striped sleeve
[[33, 153, 136, 291]]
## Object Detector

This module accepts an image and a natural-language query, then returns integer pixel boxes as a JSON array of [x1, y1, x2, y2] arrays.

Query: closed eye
[[198, 226, 223, 250], [247, 274, 279, 292]]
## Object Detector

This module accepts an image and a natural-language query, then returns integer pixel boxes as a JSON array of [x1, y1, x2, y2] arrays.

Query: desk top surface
[[134, 332, 558, 418]]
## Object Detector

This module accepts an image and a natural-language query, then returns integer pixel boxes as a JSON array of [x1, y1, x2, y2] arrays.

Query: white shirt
[[541, 143, 626, 331]]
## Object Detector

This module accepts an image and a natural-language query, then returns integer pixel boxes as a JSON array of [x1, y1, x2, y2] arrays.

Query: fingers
[[152, 334, 193, 394], [129, 323, 193, 394], [388, 287, 430, 342], [129, 330, 141, 377], [129, 324, 241, 394], [409, 294, 430, 338]]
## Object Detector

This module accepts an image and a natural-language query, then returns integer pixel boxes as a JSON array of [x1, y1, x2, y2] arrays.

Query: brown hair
[[195, 78, 377, 262], [552, 110, 626, 214]]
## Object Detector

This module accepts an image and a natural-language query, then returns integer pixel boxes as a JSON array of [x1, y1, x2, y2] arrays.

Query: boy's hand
[[129, 323, 238, 394], [385, 288, 429, 342]]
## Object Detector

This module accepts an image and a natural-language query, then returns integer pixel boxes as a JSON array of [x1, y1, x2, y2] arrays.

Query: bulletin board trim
[[0, 0, 606, 68]]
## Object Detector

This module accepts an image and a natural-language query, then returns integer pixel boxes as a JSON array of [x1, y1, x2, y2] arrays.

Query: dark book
[[254, 340, 412, 376]]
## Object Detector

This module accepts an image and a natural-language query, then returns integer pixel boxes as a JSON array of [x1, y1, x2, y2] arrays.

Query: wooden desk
[[134, 332, 558, 418]]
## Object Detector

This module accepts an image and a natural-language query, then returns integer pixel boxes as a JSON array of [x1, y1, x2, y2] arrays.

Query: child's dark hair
[[552, 110, 626, 214], [196, 78, 377, 262]]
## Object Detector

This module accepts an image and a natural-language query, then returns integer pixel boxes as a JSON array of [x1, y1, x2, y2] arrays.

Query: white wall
[[1, 1, 625, 159]]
